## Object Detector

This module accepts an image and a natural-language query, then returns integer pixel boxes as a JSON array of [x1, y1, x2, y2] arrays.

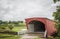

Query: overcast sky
[[0, 0, 60, 21]]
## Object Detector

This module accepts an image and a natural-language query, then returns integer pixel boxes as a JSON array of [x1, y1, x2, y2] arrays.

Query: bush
[[8, 25, 14, 30]]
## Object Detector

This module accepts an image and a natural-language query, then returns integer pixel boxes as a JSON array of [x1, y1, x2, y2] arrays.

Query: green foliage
[[53, 7, 60, 29], [57, 23, 60, 36], [53, 0, 60, 3], [53, 6, 60, 21], [53, 0, 56, 3], [0, 20, 2, 24], [8, 25, 14, 30], [48, 37, 60, 39], [53, 0, 60, 39], [53, 6, 60, 33]]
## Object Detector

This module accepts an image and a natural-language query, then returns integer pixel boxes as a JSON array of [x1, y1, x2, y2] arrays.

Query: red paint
[[25, 17, 57, 36]]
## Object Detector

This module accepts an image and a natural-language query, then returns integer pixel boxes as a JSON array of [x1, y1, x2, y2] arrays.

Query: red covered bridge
[[25, 17, 57, 36]]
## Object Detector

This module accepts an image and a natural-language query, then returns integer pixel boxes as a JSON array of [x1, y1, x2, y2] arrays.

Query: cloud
[[0, 0, 58, 21]]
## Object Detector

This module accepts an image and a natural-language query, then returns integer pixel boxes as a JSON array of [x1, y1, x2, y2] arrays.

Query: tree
[[53, 0, 60, 36], [53, 6, 60, 21], [53, 0, 60, 3], [0, 20, 2, 24]]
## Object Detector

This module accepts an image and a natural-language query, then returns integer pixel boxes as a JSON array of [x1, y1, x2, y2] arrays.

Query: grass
[[47, 36, 60, 39], [35, 37, 42, 39], [12, 26, 26, 32], [0, 24, 26, 39], [0, 25, 26, 39], [0, 33, 21, 39]]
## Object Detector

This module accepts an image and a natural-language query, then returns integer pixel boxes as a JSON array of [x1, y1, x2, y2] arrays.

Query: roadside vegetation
[[0, 20, 26, 39], [0, 33, 20, 39]]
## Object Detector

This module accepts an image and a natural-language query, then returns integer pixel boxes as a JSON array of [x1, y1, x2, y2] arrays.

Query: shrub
[[8, 25, 14, 30]]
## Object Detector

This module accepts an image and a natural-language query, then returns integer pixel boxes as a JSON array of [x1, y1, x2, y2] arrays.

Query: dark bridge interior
[[29, 20, 45, 32]]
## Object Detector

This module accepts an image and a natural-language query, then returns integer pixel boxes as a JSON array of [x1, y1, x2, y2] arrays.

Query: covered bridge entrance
[[29, 20, 45, 32], [25, 17, 57, 36]]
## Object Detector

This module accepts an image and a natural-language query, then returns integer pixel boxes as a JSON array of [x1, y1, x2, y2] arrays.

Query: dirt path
[[20, 34, 38, 39], [20, 34, 46, 39], [19, 30, 46, 39]]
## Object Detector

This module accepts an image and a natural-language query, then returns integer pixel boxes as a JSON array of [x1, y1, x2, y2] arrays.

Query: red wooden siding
[[25, 17, 57, 36]]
